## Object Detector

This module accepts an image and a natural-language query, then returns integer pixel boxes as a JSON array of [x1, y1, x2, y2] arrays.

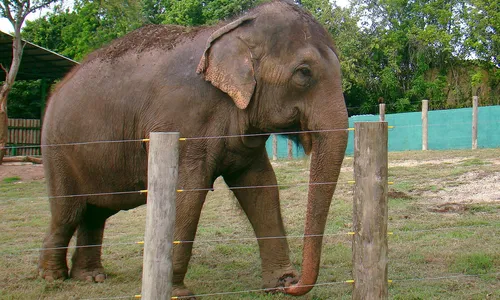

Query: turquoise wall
[[265, 135, 305, 158], [266, 105, 500, 158]]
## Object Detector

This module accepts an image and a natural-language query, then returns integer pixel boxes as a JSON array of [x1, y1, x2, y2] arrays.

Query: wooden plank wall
[[7, 119, 41, 156]]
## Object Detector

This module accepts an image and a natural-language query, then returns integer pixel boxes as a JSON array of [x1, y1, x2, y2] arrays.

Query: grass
[[0, 148, 499, 299], [2, 176, 21, 184]]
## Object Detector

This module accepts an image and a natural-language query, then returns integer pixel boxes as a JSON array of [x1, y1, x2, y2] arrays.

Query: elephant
[[38, 0, 348, 297]]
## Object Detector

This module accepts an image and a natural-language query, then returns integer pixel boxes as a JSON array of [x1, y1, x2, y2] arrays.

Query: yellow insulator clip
[[176, 189, 184, 193], [142, 139, 150, 142], [139, 190, 148, 194], [347, 232, 356, 235], [134, 295, 142, 298], [347, 180, 356, 184], [347, 128, 355, 131], [345, 279, 355, 284], [179, 138, 187, 141], [136, 241, 144, 245]]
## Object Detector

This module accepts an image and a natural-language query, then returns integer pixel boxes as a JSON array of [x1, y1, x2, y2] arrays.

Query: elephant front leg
[[171, 189, 209, 299], [224, 151, 299, 291]]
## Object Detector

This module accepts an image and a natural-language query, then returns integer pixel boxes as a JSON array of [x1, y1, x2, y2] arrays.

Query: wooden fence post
[[353, 122, 389, 300], [287, 138, 293, 160], [141, 132, 179, 300], [379, 103, 385, 122], [422, 100, 428, 151], [472, 96, 478, 149], [272, 134, 278, 161]]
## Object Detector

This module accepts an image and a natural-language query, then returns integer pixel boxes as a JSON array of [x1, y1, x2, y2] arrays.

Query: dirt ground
[[0, 162, 45, 181]]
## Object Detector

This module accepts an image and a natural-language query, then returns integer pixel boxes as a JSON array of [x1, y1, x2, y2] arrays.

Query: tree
[[22, 5, 75, 57], [143, 0, 262, 27], [61, 0, 145, 61], [0, 0, 62, 163], [464, 0, 499, 67]]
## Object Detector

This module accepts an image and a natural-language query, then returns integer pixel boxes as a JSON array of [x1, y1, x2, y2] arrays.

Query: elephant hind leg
[[70, 204, 116, 282], [39, 199, 83, 281]]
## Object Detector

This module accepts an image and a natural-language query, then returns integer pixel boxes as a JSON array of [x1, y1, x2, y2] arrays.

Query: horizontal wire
[[391, 271, 500, 283], [79, 272, 500, 300], [0, 181, 356, 202], [1, 232, 352, 255], [2, 128, 350, 150], [4, 119, 499, 150], [386, 120, 500, 129], [2, 224, 497, 255], [391, 223, 500, 234], [172, 280, 349, 299], [80, 296, 133, 300], [177, 180, 357, 193], [2, 138, 148, 150]]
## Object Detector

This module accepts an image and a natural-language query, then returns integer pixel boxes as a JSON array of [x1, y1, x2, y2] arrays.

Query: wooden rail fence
[[7, 118, 41, 156]]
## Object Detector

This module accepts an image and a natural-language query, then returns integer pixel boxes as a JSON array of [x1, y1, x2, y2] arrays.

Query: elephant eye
[[293, 65, 313, 88], [298, 67, 312, 77]]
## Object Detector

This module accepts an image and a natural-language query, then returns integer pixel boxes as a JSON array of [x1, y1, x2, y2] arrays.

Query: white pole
[[422, 100, 428, 151], [472, 96, 478, 149]]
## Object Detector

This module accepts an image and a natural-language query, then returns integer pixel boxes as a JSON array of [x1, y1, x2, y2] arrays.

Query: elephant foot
[[262, 267, 300, 292], [39, 267, 68, 282], [70, 267, 107, 283], [172, 284, 196, 300]]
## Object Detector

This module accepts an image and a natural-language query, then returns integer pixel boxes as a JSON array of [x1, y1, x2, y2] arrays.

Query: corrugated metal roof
[[0, 30, 78, 81]]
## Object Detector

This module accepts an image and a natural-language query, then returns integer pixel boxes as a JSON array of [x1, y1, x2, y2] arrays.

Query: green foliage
[[2, 176, 21, 183], [23, 0, 145, 61], [10, 0, 500, 118], [6, 80, 46, 119], [159, 0, 262, 26], [464, 0, 499, 67], [22, 7, 74, 56]]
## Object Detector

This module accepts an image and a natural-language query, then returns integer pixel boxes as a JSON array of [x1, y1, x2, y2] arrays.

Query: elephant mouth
[[297, 119, 312, 155], [298, 132, 312, 155]]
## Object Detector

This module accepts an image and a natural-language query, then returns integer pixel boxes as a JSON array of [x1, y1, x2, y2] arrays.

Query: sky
[[0, 0, 351, 34]]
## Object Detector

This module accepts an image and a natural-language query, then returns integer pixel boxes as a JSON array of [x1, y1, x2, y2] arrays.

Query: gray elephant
[[39, 0, 348, 297]]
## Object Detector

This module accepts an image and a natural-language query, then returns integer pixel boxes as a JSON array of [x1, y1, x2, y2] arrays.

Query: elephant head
[[197, 1, 348, 295]]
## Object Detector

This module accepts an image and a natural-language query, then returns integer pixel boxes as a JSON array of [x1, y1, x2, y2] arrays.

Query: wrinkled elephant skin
[[39, 1, 348, 297]]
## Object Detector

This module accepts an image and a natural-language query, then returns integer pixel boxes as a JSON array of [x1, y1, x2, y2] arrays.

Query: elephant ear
[[197, 16, 256, 110]]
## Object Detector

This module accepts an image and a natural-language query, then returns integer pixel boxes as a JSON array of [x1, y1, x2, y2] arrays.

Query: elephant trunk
[[285, 107, 348, 296]]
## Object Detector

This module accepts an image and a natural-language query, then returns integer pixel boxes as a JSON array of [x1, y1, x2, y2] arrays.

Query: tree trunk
[[0, 25, 24, 165], [0, 101, 8, 164]]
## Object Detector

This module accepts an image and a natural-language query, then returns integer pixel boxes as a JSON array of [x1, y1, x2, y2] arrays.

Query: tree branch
[[0, 63, 8, 78], [26, 0, 58, 15], [1, 1, 15, 25]]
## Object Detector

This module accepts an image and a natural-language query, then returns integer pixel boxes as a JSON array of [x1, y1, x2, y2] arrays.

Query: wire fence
[[2, 119, 500, 152], [2, 123, 499, 299], [1, 223, 498, 256], [76, 272, 500, 300]]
